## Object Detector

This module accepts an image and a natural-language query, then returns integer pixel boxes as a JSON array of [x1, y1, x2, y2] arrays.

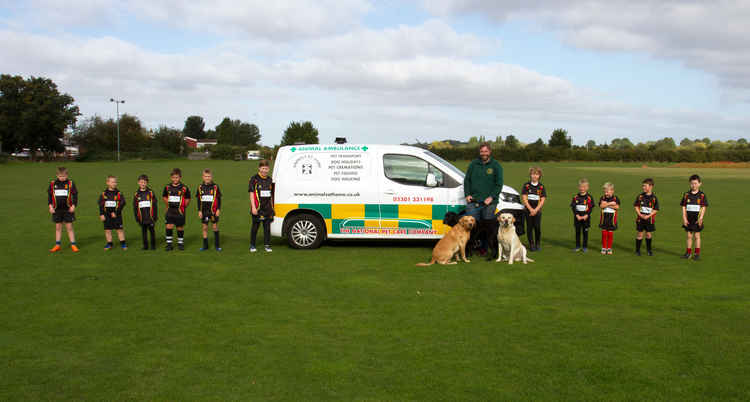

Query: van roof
[[279, 144, 427, 152]]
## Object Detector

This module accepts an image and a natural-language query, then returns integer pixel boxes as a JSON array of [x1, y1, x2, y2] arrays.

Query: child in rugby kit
[[133, 174, 158, 250], [521, 166, 547, 251], [162, 168, 191, 251], [47, 166, 79, 252], [98, 175, 127, 250], [680, 174, 708, 260], [598, 182, 620, 255], [634, 178, 659, 256], [570, 178, 594, 252], [196, 168, 222, 251], [248, 160, 274, 252]]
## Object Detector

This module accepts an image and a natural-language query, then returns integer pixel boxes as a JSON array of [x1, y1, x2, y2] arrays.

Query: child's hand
[[49, 205, 55, 214], [583, 214, 589, 220], [69, 205, 75, 212], [683, 218, 689, 226], [698, 218, 703, 226], [251, 207, 258, 216], [215, 210, 220, 217], [110, 212, 116, 218], [198, 211, 203, 219], [100, 215, 106, 222]]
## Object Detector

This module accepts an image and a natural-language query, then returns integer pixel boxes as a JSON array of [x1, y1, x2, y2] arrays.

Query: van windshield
[[423, 150, 465, 179]]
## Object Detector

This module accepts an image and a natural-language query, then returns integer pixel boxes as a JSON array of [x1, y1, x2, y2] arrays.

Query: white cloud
[[4, 0, 372, 40], [421, 0, 750, 97]]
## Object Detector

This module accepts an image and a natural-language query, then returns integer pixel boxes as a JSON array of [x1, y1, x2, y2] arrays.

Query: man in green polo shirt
[[464, 143, 503, 255]]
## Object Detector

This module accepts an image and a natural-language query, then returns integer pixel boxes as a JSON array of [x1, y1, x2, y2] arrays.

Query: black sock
[[107, 241, 113, 247], [636, 238, 642, 251], [575, 225, 581, 248], [535, 227, 541, 246], [149, 226, 156, 248], [646, 238, 652, 251], [203, 237, 209, 248], [142, 226, 149, 248], [177, 230, 184, 245], [214, 231, 220, 248], [251, 221, 259, 246], [582, 229, 589, 248], [166, 228, 174, 244]]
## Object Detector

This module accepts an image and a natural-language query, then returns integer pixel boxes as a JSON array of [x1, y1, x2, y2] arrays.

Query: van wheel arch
[[283, 210, 327, 249]]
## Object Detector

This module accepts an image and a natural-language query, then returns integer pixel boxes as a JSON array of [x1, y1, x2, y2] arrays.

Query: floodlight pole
[[110, 98, 125, 161]]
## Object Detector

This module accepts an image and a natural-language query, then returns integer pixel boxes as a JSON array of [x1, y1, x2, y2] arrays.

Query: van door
[[379, 153, 449, 238]]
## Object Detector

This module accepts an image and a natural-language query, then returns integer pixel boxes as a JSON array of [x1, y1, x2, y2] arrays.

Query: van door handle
[[384, 190, 395, 195]]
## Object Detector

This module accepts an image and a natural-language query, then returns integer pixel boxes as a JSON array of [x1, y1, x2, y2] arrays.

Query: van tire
[[286, 214, 325, 249]]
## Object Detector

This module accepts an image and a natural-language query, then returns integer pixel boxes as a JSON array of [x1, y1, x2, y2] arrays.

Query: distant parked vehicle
[[247, 150, 261, 160]]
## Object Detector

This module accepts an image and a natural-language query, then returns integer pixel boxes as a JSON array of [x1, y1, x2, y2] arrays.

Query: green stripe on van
[[398, 220, 432, 229], [380, 204, 398, 218], [364, 204, 380, 219], [299, 204, 332, 219]]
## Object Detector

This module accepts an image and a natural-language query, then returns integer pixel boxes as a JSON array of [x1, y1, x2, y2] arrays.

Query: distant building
[[185, 137, 218, 150]]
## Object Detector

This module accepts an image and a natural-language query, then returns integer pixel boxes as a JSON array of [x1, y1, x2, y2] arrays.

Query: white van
[[271, 144, 524, 249]]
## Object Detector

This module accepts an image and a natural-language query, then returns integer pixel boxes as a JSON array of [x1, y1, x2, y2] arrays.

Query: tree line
[[420, 129, 750, 162], [2, 74, 748, 162]]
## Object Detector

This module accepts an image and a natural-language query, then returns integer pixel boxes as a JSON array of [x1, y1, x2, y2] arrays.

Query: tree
[[680, 138, 693, 147], [215, 117, 261, 146], [281, 121, 319, 145], [610, 138, 634, 150], [653, 137, 676, 151], [183, 115, 205, 139], [528, 138, 546, 150], [504, 135, 520, 149], [548, 128, 571, 148], [495, 135, 503, 144], [73, 114, 151, 154], [0, 74, 80, 156], [153, 126, 183, 155], [586, 140, 596, 150]]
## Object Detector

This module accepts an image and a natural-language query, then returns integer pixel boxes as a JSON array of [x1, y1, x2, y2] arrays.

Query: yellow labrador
[[496, 213, 534, 264], [416, 215, 475, 266]]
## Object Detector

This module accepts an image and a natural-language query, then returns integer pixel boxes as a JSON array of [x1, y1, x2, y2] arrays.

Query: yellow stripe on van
[[331, 204, 364, 220], [364, 219, 380, 228], [398, 204, 432, 220], [275, 203, 298, 218]]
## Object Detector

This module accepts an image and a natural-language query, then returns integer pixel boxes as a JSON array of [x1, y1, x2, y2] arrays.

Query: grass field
[[1, 159, 749, 401]]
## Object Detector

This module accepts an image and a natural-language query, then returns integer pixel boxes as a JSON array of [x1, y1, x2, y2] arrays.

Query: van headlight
[[500, 192, 521, 204]]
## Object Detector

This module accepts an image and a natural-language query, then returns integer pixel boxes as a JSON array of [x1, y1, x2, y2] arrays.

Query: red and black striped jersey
[[634, 192, 659, 223], [599, 194, 620, 225], [162, 183, 191, 214], [680, 190, 708, 218], [570, 192, 594, 216], [47, 179, 77, 209], [98, 188, 126, 216], [133, 188, 158, 223], [248, 174, 274, 215], [521, 181, 547, 208], [196, 182, 222, 215]]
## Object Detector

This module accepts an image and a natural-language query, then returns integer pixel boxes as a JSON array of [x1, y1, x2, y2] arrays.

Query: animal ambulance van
[[271, 144, 524, 249]]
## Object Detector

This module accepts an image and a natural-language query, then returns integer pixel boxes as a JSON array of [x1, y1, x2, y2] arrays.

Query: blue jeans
[[465, 201, 498, 221]]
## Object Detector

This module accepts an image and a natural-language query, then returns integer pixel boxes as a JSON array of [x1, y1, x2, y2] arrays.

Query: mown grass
[[1, 159, 749, 401]]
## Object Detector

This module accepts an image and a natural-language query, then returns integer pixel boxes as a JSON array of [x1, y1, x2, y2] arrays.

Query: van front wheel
[[286, 214, 325, 249]]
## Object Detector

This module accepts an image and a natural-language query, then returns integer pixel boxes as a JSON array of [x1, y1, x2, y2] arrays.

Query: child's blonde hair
[[202, 168, 212, 174], [602, 182, 614, 191], [106, 175, 116, 181], [529, 166, 542, 178], [578, 178, 589, 185]]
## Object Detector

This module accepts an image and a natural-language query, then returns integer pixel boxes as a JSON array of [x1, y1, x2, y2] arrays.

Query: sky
[[1, 0, 748, 146]]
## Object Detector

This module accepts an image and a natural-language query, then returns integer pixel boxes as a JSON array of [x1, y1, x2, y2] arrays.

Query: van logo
[[302, 163, 313, 175]]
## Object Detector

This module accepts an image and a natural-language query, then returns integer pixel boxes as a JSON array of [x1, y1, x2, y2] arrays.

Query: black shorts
[[165, 211, 186, 227], [636, 220, 655, 232], [573, 217, 591, 229], [252, 214, 274, 223], [52, 209, 75, 223], [201, 214, 219, 224], [103, 215, 123, 230], [683, 222, 704, 232]]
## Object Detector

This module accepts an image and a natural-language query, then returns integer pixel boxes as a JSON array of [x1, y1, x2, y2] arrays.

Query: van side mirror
[[426, 173, 438, 187]]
